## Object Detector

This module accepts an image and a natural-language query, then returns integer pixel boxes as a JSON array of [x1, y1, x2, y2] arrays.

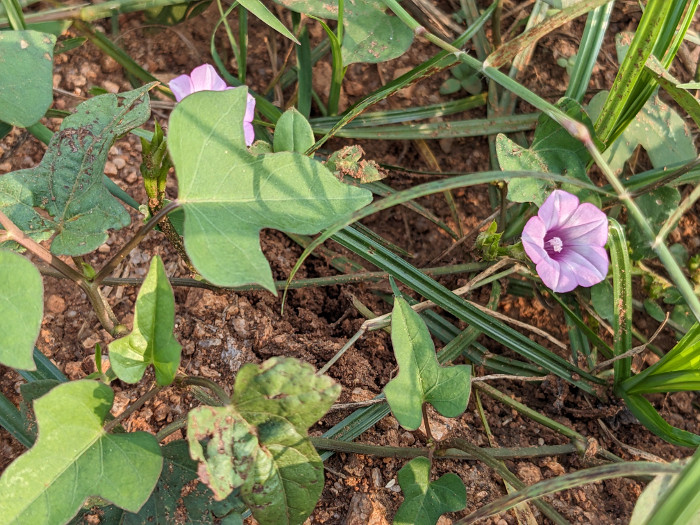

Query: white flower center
[[547, 236, 563, 253]]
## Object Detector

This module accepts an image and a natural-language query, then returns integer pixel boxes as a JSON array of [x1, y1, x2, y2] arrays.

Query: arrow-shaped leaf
[[168, 88, 372, 291], [394, 456, 466, 525], [0, 250, 42, 370], [0, 85, 151, 255], [187, 357, 340, 524], [109, 255, 182, 386], [0, 380, 162, 523], [384, 296, 471, 430]]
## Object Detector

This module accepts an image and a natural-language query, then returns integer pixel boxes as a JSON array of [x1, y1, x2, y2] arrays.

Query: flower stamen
[[546, 236, 563, 253]]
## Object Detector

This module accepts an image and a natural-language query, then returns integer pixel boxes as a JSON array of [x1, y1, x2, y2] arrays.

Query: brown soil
[[1, 2, 699, 524]]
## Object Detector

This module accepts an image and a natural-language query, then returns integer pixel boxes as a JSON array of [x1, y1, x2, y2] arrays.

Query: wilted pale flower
[[522, 190, 609, 293], [169, 64, 255, 146]]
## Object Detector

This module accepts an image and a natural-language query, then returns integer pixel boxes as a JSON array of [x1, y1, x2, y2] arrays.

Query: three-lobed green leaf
[[187, 357, 340, 525], [0, 380, 162, 523], [384, 296, 471, 430], [0, 30, 55, 127], [394, 456, 467, 525], [0, 250, 43, 370], [168, 88, 372, 292], [0, 85, 152, 255], [109, 255, 182, 386]]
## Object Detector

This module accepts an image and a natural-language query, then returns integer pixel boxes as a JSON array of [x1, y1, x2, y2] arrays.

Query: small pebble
[[103, 80, 120, 93], [98, 243, 111, 254], [113, 157, 126, 170], [104, 161, 117, 176]]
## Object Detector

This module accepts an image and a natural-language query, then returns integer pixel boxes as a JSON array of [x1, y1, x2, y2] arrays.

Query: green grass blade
[[310, 94, 486, 129], [645, 447, 700, 525], [294, 15, 312, 118], [461, 462, 680, 524], [620, 392, 700, 447], [1, 0, 27, 29], [0, 392, 34, 448], [310, 113, 538, 140], [565, 1, 614, 102], [238, 0, 299, 44], [17, 348, 68, 383], [333, 226, 601, 392], [594, 0, 690, 145], [365, 181, 458, 240], [307, 1, 497, 153], [548, 293, 613, 358], [609, 218, 632, 388], [622, 323, 700, 394], [645, 54, 700, 127]]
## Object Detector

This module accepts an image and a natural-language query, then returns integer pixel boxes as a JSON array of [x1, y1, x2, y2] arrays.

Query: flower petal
[[559, 203, 608, 246], [538, 189, 580, 230], [243, 122, 255, 147], [536, 257, 578, 293], [522, 216, 548, 264], [244, 93, 256, 124], [169, 74, 195, 102], [190, 64, 228, 92], [563, 245, 609, 287]]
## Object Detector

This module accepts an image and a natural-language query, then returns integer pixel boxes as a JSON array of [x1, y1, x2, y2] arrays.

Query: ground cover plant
[[1, 0, 700, 523]]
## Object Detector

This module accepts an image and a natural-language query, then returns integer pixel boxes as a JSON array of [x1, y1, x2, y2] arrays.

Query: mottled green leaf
[[0, 30, 55, 127], [168, 88, 372, 291], [187, 405, 259, 500], [241, 415, 324, 525], [0, 250, 42, 370], [629, 187, 680, 260], [273, 107, 315, 153], [187, 357, 339, 524], [394, 456, 466, 525], [498, 98, 599, 206], [0, 380, 162, 523], [384, 296, 471, 430], [0, 86, 151, 255], [233, 356, 340, 431], [109, 255, 181, 386]]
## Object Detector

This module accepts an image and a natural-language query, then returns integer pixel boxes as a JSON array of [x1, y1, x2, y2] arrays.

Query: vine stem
[[104, 384, 163, 433], [310, 437, 580, 460], [176, 375, 231, 405], [0, 209, 122, 334], [0, 210, 84, 282], [93, 200, 181, 285]]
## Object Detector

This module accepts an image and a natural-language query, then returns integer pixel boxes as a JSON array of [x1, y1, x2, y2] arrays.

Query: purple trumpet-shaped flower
[[522, 190, 609, 293], [169, 64, 256, 146]]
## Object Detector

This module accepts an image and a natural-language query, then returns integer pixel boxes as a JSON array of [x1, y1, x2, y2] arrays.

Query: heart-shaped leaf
[[384, 296, 471, 430], [168, 88, 372, 291], [0, 250, 42, 370], [0, 85, 152, 255], [109, 255, 182, 386], [271, 0, 413, 64], [0, 30, 55, 127], [0, 380, 162, 523], [498, 97, 600, 206], [394, 456, 466, 525], [187, 357, 340, 524]]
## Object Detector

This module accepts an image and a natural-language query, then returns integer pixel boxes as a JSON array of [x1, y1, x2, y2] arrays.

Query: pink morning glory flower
[[169, 64, 256, 146], [522, 190, 609, 293]]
